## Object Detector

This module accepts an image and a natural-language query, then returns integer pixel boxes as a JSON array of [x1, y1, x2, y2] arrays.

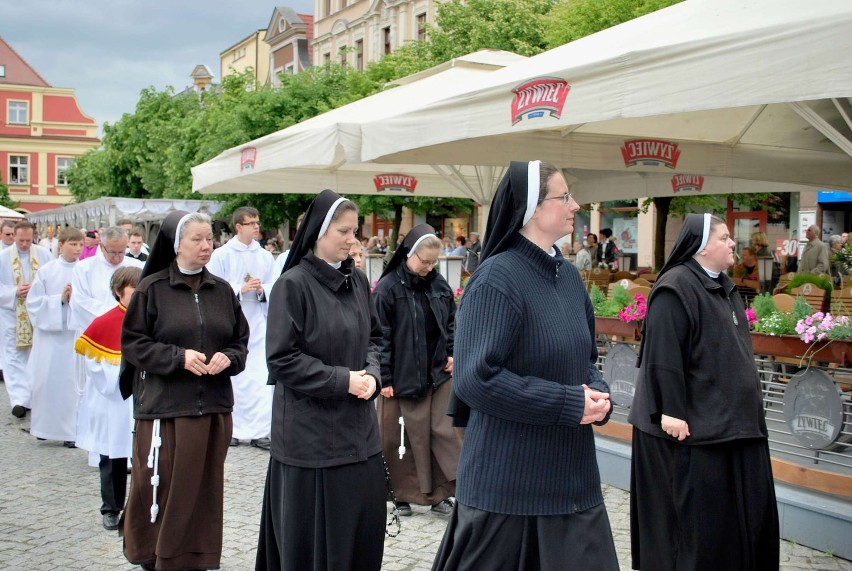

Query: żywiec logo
[[671, 174, 704, 193], [511, 78, 570, 125], [373, 174, 418, 193], [621, 139, 680, 169], [240, 147, 257, 171]]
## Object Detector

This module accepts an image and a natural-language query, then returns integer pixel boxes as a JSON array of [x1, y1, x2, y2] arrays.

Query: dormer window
[[279, 17, 286, 33], [0, 65, 5, 78]]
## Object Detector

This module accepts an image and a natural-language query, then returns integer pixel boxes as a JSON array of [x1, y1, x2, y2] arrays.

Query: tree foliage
[[0, 172, 14, 209], [542, 0, 683, 47]]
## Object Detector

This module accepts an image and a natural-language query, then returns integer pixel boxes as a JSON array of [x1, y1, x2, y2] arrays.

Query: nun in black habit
[[373, 224, 460, 515], [628, 213, 779, 570], [257, 189, 386, 571], [434, 161, 618, 571]]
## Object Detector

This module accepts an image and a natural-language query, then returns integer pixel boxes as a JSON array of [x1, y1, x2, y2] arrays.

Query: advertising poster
[[611, 217, 638, 254]]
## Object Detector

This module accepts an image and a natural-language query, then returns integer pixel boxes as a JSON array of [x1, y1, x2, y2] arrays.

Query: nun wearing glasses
[[434, 161, 618, 570], [257, 189, 386, 571], [373, 223, 460, 517], [629, 214, 778, 570]]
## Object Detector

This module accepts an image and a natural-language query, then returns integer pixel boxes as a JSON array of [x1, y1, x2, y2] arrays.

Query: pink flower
[[745, 307, 757, 328]]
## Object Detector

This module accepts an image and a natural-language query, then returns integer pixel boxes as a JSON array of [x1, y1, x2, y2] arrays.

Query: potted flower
[[592, 285, 642, 339]]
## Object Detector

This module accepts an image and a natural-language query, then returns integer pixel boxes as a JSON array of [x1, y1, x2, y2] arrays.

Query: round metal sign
[[603, 342, 639, 408], [783, 369, 844, 450]]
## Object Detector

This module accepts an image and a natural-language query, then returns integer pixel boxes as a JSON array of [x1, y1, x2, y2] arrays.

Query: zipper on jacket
[[194, 293, 205, 414], [410, 295, 425, 392]]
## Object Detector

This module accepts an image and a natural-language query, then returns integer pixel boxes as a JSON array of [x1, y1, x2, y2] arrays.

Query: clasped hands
[[240, 278, 263, 296], [660, 414, 690, 441], [581, 384, 611, 424], [184, 349, 231, 377], [349, 369, 377, 400]]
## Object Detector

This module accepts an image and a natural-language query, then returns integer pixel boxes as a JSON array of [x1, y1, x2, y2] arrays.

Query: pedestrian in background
[[374, 223, 460, 518], [257, 189, 385, 571], [629, 213, 779, 570], [434, 161, 617, 570], [120, 211, 249, 570]]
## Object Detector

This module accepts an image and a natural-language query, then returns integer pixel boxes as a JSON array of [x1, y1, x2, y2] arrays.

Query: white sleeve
[[26, 269, 65, 331]]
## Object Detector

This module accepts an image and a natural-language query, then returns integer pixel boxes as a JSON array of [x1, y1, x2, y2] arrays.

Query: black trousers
[[99, 455, 127, 515]]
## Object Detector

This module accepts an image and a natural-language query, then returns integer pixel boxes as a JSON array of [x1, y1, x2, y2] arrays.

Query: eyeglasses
[[540, 192, 574, 205], [238, 221, 261, 227], [414, 252, 438, 267]]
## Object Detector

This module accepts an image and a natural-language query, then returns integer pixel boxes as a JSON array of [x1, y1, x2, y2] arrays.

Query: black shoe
[[230, 438, 239, 447], [11, 405, 26, 418], [140, 563, 156, 570], [103, 513, 120, 531], [395, 502, 413, 517], [36, 437, 46, 441], [430, 498, 454, 515], [63, 441, 77, 448], [250, 437, 271, 450]]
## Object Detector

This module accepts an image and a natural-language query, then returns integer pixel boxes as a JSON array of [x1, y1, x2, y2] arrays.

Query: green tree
[[0, 172, 14, 208], [542, 0, 682, 48]]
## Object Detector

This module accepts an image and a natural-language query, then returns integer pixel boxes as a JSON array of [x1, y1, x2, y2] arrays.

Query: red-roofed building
[[264, 6, 314, 85], [0, 36, 99, 213]]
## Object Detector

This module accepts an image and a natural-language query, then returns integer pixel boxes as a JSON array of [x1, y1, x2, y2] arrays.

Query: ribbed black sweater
[[454, 234, 611, 515]]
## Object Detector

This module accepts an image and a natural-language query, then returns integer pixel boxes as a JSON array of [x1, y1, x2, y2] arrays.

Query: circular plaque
[[603, 342, 639, 408], [783, 369, 844, 449]]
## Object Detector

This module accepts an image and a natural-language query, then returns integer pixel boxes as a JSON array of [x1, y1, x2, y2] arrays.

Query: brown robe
[[120, 413, 232, 571], [378, 379, 461, 505]]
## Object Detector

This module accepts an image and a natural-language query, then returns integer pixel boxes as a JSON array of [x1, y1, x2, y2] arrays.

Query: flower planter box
[[750, 332, 852, 366], [595, 317, 641, 340]]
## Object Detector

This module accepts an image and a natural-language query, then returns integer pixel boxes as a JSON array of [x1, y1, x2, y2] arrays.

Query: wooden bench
[[582, 269, 612, 295], [789, 283, 829, 313]]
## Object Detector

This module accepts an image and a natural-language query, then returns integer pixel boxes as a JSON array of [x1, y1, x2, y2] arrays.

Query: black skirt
[[256, 454, 386, 571], [432, 501, 618, 571], [630, 428, 780, 570]]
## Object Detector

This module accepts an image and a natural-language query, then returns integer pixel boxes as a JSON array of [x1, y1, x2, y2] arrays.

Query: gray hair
[[100, 226, 128, 244], [829, 234, 843, 246], [178, 212, 212, 243]]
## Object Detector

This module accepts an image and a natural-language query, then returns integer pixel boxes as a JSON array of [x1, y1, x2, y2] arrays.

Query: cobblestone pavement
[[0, 387, 849, 570]]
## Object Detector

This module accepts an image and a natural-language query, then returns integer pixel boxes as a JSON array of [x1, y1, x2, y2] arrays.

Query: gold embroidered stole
[[10, 247, 39, 348]]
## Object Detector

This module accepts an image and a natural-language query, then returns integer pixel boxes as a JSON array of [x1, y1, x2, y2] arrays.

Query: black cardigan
[[628, 259, 768, 444], [121, 262, 249, 419], [266, 251, 383, 468]]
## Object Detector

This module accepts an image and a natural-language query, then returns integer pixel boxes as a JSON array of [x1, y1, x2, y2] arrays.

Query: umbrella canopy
[[0, 205, 25, 219], [26, 197, 224, 230], [360, 0, 852, 197], [191, 50, 526, 204]]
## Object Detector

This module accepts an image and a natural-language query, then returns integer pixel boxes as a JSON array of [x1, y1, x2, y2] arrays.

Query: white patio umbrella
[[361, 0, 852, 196], [191, 50, 526, 205], [0, 205, 25, 219]]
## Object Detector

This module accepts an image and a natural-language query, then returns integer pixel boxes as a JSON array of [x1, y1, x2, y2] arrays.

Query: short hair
[[178, 213, 212, 243], [329, 200, 358, 224], [111, 266, 142, 301], [808, 224, 821, 236], [129, 229, 145, 239], [1, 220, 15, 230], [414, 235, 442, 253], [537, 162, 561, 202], [829, 235, 843, 246], [600, 228, 613, 239], [58, 227, 84, 244], [587, 233, 598, 244], [100, 226, 128, 244], [13, 221, 34, 233], [233, 206, 260, 226], [456, 236, 467, 246], [750, 231, 769, 248], [116, 218, 133, 227]]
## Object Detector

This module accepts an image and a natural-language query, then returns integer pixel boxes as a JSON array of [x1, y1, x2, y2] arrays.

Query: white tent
[[26, 197, 224, 231], [361, 0, 852, 201], [191, 50, 526, 205], [0, 205, 25, 219]]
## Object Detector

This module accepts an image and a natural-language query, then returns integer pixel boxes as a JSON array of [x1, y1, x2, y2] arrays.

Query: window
[[0, 65, 5, 78], [323, 52, 331, 65], [9, 155, 28, 185], [285, 64, 294, 75], [339, 46, 347, 67], [417, 13, 427, 41], [57, 157, 74, 186], [8, 101, 28, 125], [279, 17, 286, 33], [383, 27, 392, 55], [356, 40, 364, 71], [324, 0, 331, 17], [233, 47, 246, 62]]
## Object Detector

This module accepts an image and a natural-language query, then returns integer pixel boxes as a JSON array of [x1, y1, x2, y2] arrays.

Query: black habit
[[628, 214, 779, 570], [257, 190, 386, 571]]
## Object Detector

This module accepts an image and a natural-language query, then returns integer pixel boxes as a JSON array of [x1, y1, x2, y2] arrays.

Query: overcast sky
[[2, 0, 314, 131]]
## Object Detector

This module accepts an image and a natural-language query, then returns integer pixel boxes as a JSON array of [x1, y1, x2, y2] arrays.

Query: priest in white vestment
[[0, 221, 54, 418], [0, 220, 15, 382], [26, 228, 84, 443], [207, 206, 276, 449], [39, 225, 60, 258], [70, 227, 143, 466]]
